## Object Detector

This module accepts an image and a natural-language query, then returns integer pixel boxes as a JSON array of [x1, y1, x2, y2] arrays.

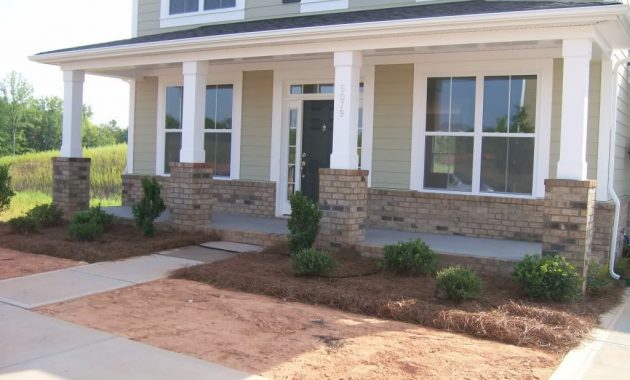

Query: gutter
[[607, 57, 630, 280], [29, 4, 628, 66]]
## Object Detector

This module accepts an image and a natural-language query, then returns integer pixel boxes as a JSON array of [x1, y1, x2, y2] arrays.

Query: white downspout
[[607, 58, 630, 280]]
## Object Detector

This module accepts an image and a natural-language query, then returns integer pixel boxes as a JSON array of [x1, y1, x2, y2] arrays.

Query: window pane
[[204, 133, 231, 177], [481, 137, 534, 194], [426, 78, 450, 132], [303, 84, 317, 94], [164, 132, 182, 174], [204, 0, 235, 10], [205, 85, 217, 129], [165, 86, 183, 130], [170, 0, 198, 14], [319, 84, 334, 94], [509, 76, 537, 133], [450, 77, 476, 132], [215, 85, 233, 129], [290, 85, 302, 94], [483, 76, 510, 132], [288, 165, 295, 183], [424, 136, 473, 192]]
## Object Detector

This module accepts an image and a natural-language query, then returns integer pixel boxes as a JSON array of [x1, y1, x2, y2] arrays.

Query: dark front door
[[300, 100, 334, 203]]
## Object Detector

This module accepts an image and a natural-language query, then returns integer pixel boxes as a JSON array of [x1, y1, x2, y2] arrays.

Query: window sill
[[160, 8, 245, 28]]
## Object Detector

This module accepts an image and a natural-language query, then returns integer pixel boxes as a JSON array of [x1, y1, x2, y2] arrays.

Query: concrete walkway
[[551, 288, 630, 379]]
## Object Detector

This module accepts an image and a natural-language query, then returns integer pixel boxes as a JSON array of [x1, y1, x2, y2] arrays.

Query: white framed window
[[157, 73, 242, 179], [411, 59, 552, 198], [160, 0, 244, 28], [301, 0, 348, 13]]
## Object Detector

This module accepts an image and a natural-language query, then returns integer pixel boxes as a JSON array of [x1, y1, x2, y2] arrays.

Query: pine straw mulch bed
[[172, 245, 624, 354], [0, 222, 218, 263]]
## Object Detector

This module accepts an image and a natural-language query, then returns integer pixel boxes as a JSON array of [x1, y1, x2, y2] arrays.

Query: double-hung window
[[163, 84, 234, 177], [422, 74, 538, 195], [169, 0, 236, 14]]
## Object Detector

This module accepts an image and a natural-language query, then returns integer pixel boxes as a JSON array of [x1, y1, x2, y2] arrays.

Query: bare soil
[[172, 246, 624, 353], [38, 278, 559, 380], [0, 247, 80, 280], [0, 222, 218, 263]]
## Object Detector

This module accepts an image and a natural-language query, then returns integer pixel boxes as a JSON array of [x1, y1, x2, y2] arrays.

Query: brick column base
[[542, 179, 596, 278], [52, 157, 91, 218], [318, 168, 368, 249], [168, 162, 213, 231]]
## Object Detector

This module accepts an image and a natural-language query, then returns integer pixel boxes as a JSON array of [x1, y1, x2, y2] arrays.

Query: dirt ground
[[38, 278, 559, 380], [0, 247, 80, 280], [0, 222, 218, 263]]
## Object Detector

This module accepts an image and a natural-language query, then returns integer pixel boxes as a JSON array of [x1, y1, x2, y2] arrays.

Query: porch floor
[[105, 206, 540, 262]]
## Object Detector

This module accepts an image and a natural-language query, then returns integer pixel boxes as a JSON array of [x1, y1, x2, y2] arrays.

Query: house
[[31, 0, 630, 278]]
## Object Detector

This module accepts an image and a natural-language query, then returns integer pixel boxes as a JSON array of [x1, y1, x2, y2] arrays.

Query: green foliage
[[0, 144, 126, 199], [26, 203, 63, 227], [68, 205, 114, 241], [513, 254, 581, 302], [7, 215, 38, 234], [436, 266, 482, 301], [291, 248, 337, 276], [615, 257, 630, 277], [132, 177, 166, 236], [0, 164, 15, 214], [287, 192, 321, 254], [587, 261, 616, 296], [382, 239, 438, 276]]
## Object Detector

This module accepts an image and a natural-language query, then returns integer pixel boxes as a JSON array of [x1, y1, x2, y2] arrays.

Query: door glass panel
[[287, 107, 299, 200]]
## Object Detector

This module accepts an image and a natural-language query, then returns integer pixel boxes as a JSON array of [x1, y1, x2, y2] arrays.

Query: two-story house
[[31, 0, 630, 278]]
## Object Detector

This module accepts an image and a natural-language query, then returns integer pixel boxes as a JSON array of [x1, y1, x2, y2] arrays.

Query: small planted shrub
[[513, 254, 581, 302], [132, 177, 166, 237], [0, 164, 15, 215], [288, 192, 321, 254], [382, 239, 438, 276], [292, 248, 337, 276], [68, 205, 114, 241], [436, 266, 481, 301], [8, 215, 39, 234], [26, 204, 63, 227], [86, 204, 115, 230], [587, 261, 616, 296]]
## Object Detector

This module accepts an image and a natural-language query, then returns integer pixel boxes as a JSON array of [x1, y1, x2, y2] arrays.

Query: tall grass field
[[0, 144, 126, 221]]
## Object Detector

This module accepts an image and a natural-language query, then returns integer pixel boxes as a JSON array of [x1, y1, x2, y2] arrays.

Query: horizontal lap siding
[[133, 77, 158, 175], [240, 71, 273, 181], [614, 50, 630, 197], [371, 64, 414, 190]]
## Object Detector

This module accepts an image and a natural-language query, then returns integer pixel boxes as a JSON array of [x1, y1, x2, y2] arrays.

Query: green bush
[[68, 205, 114, 241], [292, 248, 337, 276], [513, 254, 581, 302], [382, 239, 438, 276], [85, 204, 115, 230], [132, 177, 166, 236], [0, 164, 15, 215], [287, 192, 321, 254], [587, 261, 616, 296], [26, 204, 63, 227], [436, 266, 482, 301], [615, 257, 630, 277], [8, 215, 38, 234]]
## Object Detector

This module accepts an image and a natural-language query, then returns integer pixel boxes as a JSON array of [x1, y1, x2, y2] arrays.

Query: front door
[[300, 100, 334, 203]]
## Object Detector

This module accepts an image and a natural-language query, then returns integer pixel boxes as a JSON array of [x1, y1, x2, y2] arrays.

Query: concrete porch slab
[[200, 241, 263, 253], [157, 246, 237, 263]]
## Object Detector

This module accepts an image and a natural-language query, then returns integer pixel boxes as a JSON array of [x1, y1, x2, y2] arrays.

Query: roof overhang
[[29, 4, 630, 72]]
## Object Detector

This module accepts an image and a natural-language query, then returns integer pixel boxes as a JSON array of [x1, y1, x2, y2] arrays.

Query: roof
[[38, 1, 620, 55]]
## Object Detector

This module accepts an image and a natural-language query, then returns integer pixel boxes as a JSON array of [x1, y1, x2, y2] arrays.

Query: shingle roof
[[38, 1, 619, 55]]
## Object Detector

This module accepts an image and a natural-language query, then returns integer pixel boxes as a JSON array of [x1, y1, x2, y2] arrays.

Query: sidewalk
[[551, 288, 630, 380]]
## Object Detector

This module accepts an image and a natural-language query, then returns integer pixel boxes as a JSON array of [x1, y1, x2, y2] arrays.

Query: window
[[168, 0, 235, 15], [423, 75, 538, 195], [204, 0, 235, 10], [163, 84, 234, 176]]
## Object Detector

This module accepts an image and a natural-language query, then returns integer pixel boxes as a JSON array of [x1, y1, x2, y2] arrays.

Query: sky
[[0, 0, 132, 126]]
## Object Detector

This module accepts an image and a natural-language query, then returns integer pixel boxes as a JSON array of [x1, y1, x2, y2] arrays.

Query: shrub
[[513, 254, 581, 302], [587, 261, 616, 296], [0, 164, 15, 215], [8, 215, 38, 234], [86, 204, 115, 230], [292, 248, 337, 276], [26, 204, 63, 227], [436, 266, 482, 301], [132, 177, 166, 237], [68, 205, 114, 241], [615, 257, 630, 277], [382, 239, 438, 276], [287, 192, 321, 254]]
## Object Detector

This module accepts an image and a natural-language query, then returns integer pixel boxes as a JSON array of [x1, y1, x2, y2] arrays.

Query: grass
[[0, 191, 121, 222], [0, 144, 126, 199]]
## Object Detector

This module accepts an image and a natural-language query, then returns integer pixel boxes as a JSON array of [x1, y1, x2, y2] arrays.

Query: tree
[[0, 71, 34, 155], [28, 96, 63, 152]]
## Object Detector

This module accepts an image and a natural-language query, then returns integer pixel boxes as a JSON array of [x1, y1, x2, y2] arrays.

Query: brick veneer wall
[[592, 197, 630, 264], [122, 175, 276, 218], [368, 189, 545, 242], [168, 163, 213, 231], [52, 157, 91, 218]]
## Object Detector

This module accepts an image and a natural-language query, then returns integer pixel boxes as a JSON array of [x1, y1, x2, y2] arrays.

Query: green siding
[[371, 64, 414, 190], [240, 70, 273, 181], [613, 50, 630, 197], [133, 77, 158, 175]]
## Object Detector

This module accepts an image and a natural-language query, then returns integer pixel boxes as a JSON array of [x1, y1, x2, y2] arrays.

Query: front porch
[[105, 206, 540, 277]]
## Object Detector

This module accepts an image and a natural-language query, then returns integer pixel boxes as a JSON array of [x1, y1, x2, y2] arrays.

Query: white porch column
[[330, 51, 362, 169], [556, 39, 592, 180], [60, 70, 85, 158], [179, 61, 207, 163]]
